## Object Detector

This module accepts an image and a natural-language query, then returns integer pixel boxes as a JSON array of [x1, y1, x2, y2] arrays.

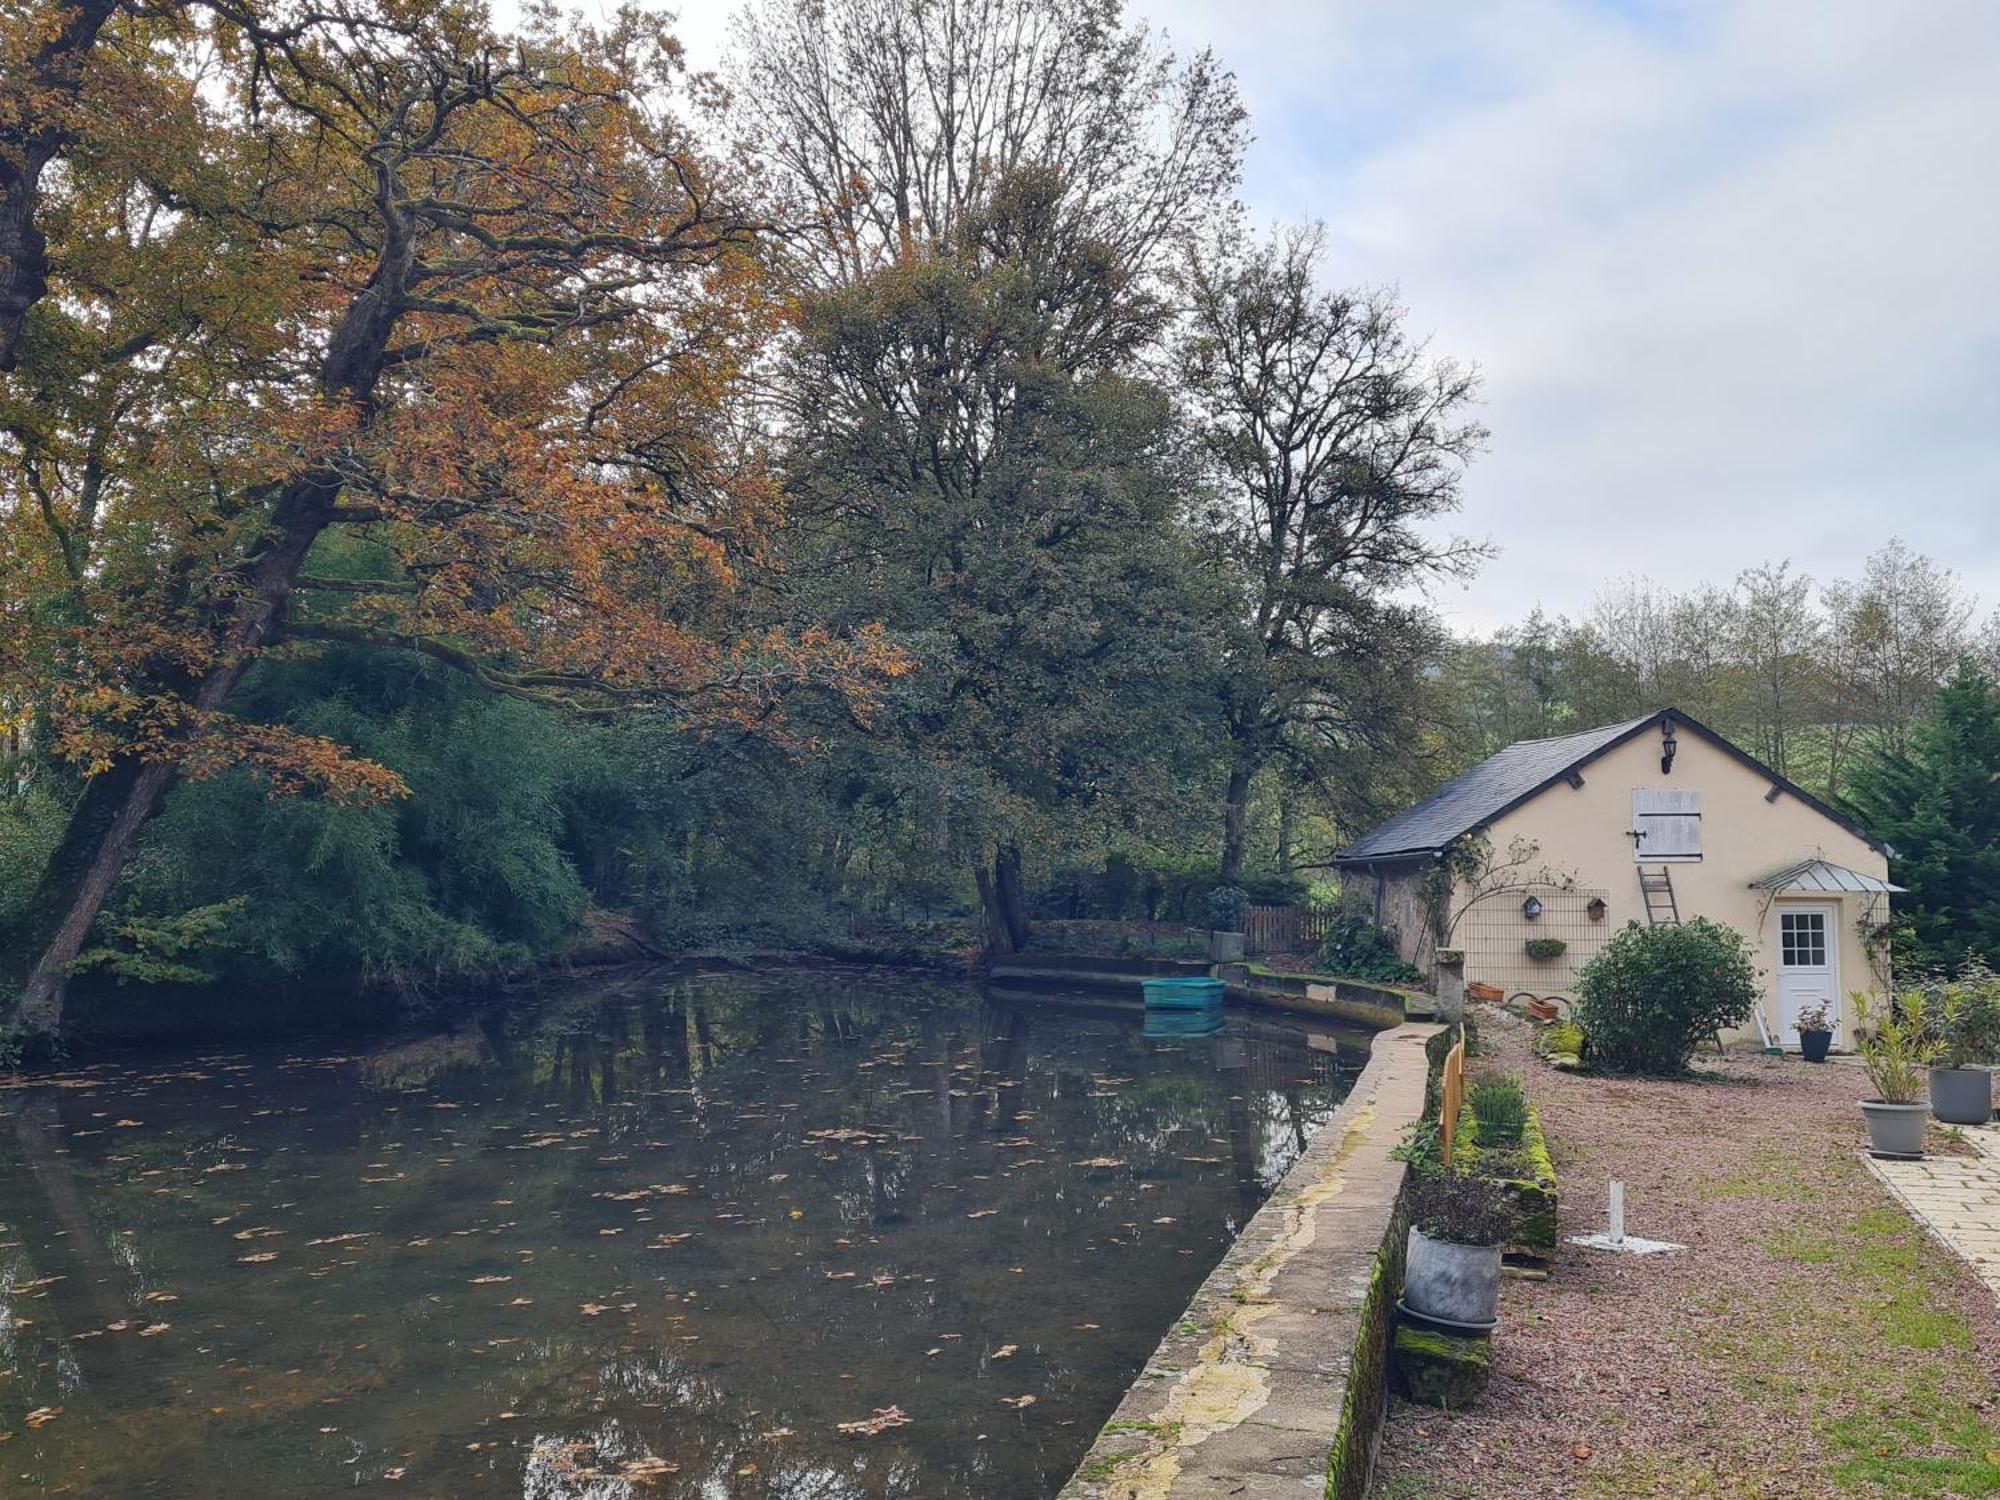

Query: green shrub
[[1857, 990, 1942, 1102], [1573, 918, 1759, 1074], [1406, 1174, 1513, 1247], [1523, 937, 1567, 960], [1935, 968, 2000, 1068], [1319, 904, 1421, 983], [1469, 1077, 1528, 1145], [1205, 885, 1250, 933], [1542, 1021, 1584, 1059]]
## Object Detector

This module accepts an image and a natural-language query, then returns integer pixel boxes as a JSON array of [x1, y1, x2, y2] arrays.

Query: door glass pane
[[1780, 912, 1825, 967]]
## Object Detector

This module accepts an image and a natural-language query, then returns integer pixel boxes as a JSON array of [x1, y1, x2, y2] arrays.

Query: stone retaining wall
[[1055, 1021, 1440, 1500]]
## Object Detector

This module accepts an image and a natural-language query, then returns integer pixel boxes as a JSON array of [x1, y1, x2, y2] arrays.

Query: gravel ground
[[1371, 1010, 2000, 1500]]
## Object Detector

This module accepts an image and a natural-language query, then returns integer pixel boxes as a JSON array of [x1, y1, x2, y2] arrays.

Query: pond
[[0, 968, 1364, 1498]]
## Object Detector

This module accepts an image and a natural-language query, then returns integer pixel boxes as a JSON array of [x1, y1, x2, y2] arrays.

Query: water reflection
[[0, 970, 1361, 1498]]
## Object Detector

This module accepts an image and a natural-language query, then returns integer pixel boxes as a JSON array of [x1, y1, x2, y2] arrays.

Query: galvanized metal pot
[[1403, 1228, 1501, 1331], [1860, 1099, 1928, 1158], [1928, 1067, 1993, 1126]]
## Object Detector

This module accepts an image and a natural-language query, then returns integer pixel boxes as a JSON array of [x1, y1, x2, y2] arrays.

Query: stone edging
[[1055, 1021, 1442, 1500]]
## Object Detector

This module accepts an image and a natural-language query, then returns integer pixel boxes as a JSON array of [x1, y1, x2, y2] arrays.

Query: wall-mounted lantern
[[1587, 897, 1608, 922], [1521, 896, 1544, 921], [1660, 717, 1678, 775]]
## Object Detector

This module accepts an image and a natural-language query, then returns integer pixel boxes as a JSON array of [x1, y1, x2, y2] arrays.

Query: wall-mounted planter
[[1523, 938, 1567, 961]]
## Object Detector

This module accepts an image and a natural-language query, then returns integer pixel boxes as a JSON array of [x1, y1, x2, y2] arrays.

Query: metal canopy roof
[[1751, 858, 1904, 895]]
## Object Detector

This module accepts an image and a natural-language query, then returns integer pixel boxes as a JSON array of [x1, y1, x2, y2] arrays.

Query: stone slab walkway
[[1867, 1120, 2000, 1298], [1057, 1022, 1438, 1500]]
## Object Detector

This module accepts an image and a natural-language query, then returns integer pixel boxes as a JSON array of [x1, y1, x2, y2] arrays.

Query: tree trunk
[[9, 489, 335, 1052], [1277, 792, 1294, 880], [994, 842, 1032, 951], [1221, 758, 1255, 886], [973, 859, 1015, 954], [0, 0, 120, 371]]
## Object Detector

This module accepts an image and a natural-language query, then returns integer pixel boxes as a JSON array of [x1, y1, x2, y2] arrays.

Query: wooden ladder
[[1638, 866, 1681, 926]]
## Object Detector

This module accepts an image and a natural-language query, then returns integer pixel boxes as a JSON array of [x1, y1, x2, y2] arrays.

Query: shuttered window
[[1631, 788, 1701, 860]]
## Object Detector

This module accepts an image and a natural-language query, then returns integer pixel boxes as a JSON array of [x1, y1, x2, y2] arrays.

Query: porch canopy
[[1750, 858, 1904, 895]]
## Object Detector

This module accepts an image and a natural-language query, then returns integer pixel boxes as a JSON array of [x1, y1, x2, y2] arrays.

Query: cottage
[[1334, 709, 1897, 1051]]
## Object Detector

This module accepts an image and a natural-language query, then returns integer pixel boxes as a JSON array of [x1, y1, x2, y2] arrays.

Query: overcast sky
[[672, 0, 2000, 634]]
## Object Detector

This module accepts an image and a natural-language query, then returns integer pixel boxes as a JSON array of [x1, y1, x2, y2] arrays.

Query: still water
[[0, 968, 1361, 1498]]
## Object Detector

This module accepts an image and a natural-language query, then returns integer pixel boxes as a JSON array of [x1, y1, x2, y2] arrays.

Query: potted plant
[[1856, 992, 1942, 1159], [1794, 998, 1835, 1063], [1929, 980, 2000, 1125], [1205, 886, 1249, 962], [1523, 937, 1567, 961], [1401, 1174, 1513, 1333]]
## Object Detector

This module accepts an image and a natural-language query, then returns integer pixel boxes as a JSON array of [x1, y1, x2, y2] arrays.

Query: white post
[[1608, 1180, 1626, 1246]]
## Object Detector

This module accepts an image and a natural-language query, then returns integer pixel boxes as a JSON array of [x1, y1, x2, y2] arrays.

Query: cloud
[[675, 0, 2000, 632], [1147, 0, 2000, 629]]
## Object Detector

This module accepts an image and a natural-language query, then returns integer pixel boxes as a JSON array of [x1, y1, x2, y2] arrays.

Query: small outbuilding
[[1334, 709, 1897, 1052]]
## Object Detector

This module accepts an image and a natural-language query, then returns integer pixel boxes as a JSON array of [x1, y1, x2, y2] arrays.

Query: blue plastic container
[[1141, 977, 1224, 1011], [1144, 1007, 1225, 1040]]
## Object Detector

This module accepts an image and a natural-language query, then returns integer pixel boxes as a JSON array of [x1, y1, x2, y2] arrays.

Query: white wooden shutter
[[1632, 788, 1701, 860]]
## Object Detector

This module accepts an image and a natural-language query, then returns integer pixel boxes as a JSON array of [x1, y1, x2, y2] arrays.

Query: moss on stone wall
[[1323, 1196, 1409, 1500]]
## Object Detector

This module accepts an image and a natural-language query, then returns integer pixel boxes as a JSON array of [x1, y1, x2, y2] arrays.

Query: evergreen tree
[[1844, 661, 2000, 973]]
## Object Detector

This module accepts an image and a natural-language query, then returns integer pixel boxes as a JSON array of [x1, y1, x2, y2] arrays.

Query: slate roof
[[1335, 714, 1660, 862], [1337, 707, 1892, 863]]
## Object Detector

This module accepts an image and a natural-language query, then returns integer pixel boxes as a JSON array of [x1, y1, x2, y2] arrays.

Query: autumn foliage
[[0, 0, 906, 1039]]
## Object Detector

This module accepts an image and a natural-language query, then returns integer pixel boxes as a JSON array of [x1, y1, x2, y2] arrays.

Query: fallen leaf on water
[[619, 1457, 680, 1483], [25, 1407, 61, 1428], [579, 1303, 606, 1316], [966, 1210, 997, 1220], [469, 1276, 512, 1285], [235, 1252, 278, 1265], [758, 1427, 795, 1441], [926, 1347, 943, 1357], [990, 1344, 1018, 1360], [1001, 1395, 1036, 1409], [837, 1406, 910, 1438], [1073, 1157, 1126, 1170], [139, 1323, 171, 1337]]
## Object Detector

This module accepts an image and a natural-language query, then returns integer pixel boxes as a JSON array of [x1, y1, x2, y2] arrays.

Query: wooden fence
[[1439, 1025, 1467, 1169], [1243, 905, 1336, 956]]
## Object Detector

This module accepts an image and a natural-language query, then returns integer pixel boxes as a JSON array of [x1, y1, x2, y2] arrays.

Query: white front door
[[1777, 904, 1839, 1045]]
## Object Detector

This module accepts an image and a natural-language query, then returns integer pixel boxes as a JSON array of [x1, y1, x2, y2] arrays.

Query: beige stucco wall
[[1462, 725, 1890, 1050]]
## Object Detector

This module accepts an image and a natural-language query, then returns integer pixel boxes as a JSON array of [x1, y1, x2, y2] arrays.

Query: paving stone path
[[1868, 1119, 2000, 1298]]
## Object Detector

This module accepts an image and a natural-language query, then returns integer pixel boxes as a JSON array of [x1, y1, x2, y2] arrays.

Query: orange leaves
[[46, 685, 407, 804]]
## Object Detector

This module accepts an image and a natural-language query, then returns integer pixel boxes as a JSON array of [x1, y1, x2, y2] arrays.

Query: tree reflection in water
[[0, 970, 1361, 1498]]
